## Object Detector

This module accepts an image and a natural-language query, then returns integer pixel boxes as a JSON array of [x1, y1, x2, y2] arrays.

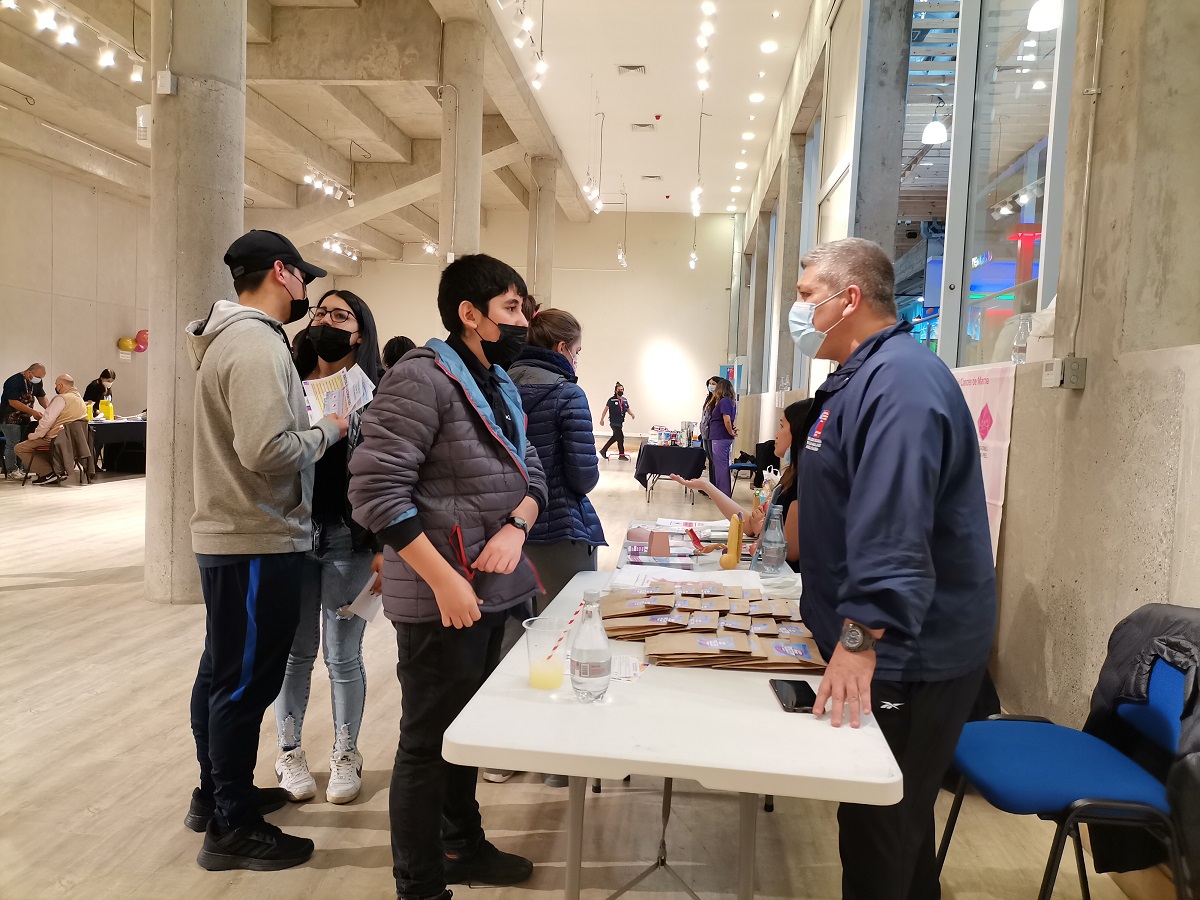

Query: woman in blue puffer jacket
[[507, 308, 607, 606]]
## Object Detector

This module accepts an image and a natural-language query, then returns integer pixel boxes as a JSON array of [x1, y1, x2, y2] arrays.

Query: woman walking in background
[[708, 377, 738, 497], [699, 375, 720, 480], [274, 288, 383, 806], [599, 382, 634, 460], [507, 309, 605, 787]]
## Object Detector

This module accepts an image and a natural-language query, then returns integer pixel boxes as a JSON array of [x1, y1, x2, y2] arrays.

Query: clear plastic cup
[[523, 617, 569, 690]]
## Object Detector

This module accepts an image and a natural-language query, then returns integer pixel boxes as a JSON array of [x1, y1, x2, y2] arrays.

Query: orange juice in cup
[[523, 617, 569, 690]]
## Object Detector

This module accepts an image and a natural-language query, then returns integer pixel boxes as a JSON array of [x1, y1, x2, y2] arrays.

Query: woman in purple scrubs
[[708, 377, 738, 496]]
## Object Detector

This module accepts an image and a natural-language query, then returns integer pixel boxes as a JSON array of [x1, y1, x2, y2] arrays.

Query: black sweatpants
[[601, 425, 626, 457], [390, 613, 507, 899], [190, 553, 305, 828], [838, 666, 986, 900]]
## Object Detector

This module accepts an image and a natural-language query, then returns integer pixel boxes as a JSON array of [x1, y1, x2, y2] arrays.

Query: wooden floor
[[0, 458, 1121, 900]]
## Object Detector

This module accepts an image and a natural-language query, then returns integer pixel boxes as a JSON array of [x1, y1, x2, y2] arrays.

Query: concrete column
[[852, 0, 915, 255], [746, 212, 771, 394], [145, 0, 247, 604], [771, 134, 805, 391], [439, 19, 485, 259], [526, 156, 558, 304]]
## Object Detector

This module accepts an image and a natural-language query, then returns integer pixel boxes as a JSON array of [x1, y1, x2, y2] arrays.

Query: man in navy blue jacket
[[791, 238, 997, 899]]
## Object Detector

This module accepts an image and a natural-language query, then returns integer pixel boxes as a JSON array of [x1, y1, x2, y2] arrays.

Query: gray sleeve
[[222, 336, 338, 475]]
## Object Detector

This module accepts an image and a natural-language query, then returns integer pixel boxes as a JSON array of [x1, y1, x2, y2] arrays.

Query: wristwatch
[[839, 621, 879, 653], [505, 515, 529, 536]]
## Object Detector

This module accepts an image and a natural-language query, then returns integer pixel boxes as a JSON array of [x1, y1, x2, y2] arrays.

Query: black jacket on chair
[[1082, 604, 1200, 892]]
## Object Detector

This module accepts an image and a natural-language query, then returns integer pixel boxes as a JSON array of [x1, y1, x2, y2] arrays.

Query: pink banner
[[952, 363, 1016, 560]]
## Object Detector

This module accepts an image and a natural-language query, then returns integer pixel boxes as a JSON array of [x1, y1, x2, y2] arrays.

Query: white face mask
[[789, 286, 850, 357], [30, 377, 42, 384], [707, 384, 716, 393]]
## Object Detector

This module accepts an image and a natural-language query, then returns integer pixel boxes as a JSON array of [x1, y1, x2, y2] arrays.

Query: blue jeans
[[274, 521, 372, 753], [2, 423, 23, 471]]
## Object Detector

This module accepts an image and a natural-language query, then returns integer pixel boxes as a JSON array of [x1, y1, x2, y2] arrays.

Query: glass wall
[[955, 0, 1061, 366]]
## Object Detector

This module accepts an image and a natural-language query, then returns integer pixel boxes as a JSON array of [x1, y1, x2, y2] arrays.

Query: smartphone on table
[[770, 678, 818, 714]]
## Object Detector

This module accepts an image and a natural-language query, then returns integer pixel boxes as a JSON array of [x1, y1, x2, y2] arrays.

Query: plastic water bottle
[[570, 591, 611, 703], [752, 505, 790, 575], [1011, 312, 1033, 364]]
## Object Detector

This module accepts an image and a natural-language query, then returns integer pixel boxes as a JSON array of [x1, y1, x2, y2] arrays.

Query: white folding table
[[442, 571, 903, 899]]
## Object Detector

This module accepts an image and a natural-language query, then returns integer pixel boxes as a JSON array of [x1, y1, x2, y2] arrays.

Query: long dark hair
[[778, 398, 815, 497], [712, 377, 735, 403], [702, 374, 721, 413], [293, 289, 384, 386]]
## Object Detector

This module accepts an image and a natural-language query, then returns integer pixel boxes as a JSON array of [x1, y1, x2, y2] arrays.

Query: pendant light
[[1027, 0, 1062, 32], [922, 97, 948, 146]]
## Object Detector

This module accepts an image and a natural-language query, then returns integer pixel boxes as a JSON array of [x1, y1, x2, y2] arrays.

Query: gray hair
[[800, 238, 897, 317]]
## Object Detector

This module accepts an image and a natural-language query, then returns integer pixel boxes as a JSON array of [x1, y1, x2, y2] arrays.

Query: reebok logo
[[879, 701, 904, 710]]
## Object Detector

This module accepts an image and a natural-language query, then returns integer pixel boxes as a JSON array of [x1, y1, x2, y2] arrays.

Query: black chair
[[936, 657, 1189, 899]]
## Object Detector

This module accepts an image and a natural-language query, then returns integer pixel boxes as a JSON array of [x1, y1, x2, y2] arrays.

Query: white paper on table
[[655, 518, 732, 530], [339, 573, 383, 622], [606, 564, 762, 590]]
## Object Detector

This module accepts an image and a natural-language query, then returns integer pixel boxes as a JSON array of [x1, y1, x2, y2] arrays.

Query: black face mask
[[282, 270, 308, 324], [481, 321, 527, 370], [307, 324, 355, 363]]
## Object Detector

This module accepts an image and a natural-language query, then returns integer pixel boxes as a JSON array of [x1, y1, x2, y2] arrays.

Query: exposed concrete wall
[[995, 0, 1200, 724]]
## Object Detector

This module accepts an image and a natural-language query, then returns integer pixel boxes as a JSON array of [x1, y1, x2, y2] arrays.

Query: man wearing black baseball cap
[[183, 230, 348, 872]]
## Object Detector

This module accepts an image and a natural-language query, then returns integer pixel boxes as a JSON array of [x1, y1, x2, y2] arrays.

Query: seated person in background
[[382, 336, 417, 370], [17, 373, 88, 485], [1, 363, 48, 477], [83, 369, 116, 410], [671, 399, 812, 565]]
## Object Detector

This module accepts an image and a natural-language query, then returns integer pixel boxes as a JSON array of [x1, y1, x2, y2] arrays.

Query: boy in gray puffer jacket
[[349, 254, 546, 900]]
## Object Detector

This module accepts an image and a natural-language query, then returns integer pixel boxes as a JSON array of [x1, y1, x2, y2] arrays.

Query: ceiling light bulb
[[531, 76, 542, 89], [735, 161, 747, 169], [741, 132, 755, 140], [748, 115, 755, 121], [999, 202, 1014, 215], [511, 8, 524, 27], [741, 149, 747, 154], [99, 47, 115, 68], [701, 1, 716, 14], [535, 58, 548, 75], [1024, 39, 1038, 47], [696, 35, 708, 48], [760, 40, 778, 53], [771, 9, 780, 17], [1019, 68, 1031, 74], [689, 259, 697, 270], [726, 204, 737, 212], [513, 30, 529, 48], [304, 174, 314, 184], [693, 208, 701, 218], [696, 58, 710, 73], [749, 92, 764, 103], [921, 116, 947, 145], [730, 185, 742, 193], [1021, 54, 1036, 61], [700, 20, 715, 36], [332, 242, 342, 254], [735, 176, 741, 181], [35, 7, 55, 29], [758, 70, 766, 78], [1018, 192, 1031, 205], [697, 78, 709, 91], [521, 13, 534, 30], [314, 178, 324, 189], [1, 0, 18, 10], [57, 23, 76, 44], [1027, 0, 1062, 32], [335, 187, 344, 200], [1032, 79, 1047, 90], [130, 64, 143, 82], [323, 240, 331, 249], [594, 200, 604, 211]]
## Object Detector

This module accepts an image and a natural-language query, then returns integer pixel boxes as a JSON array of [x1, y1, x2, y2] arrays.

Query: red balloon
[[134, 328, 149, 352]]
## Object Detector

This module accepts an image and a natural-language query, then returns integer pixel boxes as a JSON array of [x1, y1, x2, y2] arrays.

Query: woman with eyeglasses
[[273, 289, 383, 807]]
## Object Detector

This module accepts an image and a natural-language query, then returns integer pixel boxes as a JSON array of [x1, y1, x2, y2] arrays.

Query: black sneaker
[[184, 786, 290, 833], [444, 841, 533, 887], [196, 818, 313, 871], [618, 455, 630, 461], [32, 472, 63, 485]]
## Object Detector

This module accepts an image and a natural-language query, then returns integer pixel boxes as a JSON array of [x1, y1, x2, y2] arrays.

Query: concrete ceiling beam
[[427, 0, 590, 222], [246, 117, 521, 246], [247, 0, 273, 44], [338, 223, 403, 259], [393, 205, 439, 240], [245, 89, 353, 184], [322, 85, 412, 162], [244, 158, 297, 208], [248, 0, 441, 85], [494, 166, 529, 209], [0, 103, 149, 197]]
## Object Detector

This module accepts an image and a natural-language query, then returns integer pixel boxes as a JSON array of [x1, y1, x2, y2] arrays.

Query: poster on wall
[[952, 363, 1016, 561]]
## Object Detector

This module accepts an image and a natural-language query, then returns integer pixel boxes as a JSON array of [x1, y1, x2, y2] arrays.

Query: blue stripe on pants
[[230, 557, 261, 701]]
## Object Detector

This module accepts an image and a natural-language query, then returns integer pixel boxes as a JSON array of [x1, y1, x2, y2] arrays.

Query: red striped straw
[[546, 599, 586, 661]]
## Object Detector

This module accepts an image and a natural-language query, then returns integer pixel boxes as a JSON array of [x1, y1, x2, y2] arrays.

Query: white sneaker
[[482, 769, 515, 783], [275, 748, 317, 801], [327, 726, 362, 804]]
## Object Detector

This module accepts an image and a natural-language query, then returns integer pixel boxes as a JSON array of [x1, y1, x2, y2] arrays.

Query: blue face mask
[[788, 286, 850, 357], [782, 448, 792, 466]]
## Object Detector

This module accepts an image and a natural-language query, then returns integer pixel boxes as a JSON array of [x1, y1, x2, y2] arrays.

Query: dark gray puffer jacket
[[348, 340, 549, 624]]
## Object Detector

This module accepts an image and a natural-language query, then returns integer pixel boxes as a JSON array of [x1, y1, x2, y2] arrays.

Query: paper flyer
[[303, 365, 375, 426]]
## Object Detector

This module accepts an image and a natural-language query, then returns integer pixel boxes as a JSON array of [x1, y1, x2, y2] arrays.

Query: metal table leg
[[565, 776, 587, 900], [737, 792, 758, 900]]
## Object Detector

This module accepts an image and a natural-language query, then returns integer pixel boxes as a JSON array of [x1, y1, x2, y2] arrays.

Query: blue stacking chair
[[936, 658, 1189, 899], [729, 460, 757, 491]]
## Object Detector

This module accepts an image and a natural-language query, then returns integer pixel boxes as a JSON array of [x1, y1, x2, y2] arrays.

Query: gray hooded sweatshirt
[[186, 300, 340, 555]]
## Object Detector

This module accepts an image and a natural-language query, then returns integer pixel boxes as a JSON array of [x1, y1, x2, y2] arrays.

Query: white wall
[[325, 210, 735, 435], [0, 156, 152, 413]]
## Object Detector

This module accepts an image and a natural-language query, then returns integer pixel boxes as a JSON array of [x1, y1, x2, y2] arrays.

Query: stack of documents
[[302, 365, 375, 425]]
